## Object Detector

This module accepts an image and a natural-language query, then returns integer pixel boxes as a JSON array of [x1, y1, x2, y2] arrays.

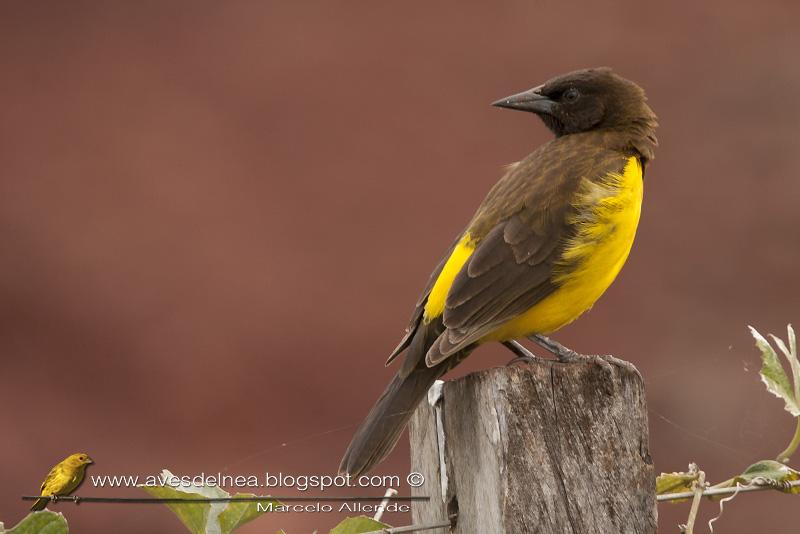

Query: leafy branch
[[139, 469, 391, 534], [657, 324, 800, 532], [750, 324, 800, 462]]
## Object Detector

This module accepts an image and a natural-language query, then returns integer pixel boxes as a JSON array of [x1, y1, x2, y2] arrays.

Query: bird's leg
[[529, 334, 640, 375], [502, 340, 540, 366], [530, 334, 582, 361]]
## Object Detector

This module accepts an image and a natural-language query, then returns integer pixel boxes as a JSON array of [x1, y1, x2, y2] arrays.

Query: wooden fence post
[[408, 360, 656, 533]]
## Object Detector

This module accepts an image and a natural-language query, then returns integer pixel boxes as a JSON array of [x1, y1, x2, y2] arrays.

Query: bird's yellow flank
[[486, 155, 643, 339]]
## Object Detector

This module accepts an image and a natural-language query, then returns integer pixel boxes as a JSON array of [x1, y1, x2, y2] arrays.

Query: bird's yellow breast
[[483, 156, 643, 340]]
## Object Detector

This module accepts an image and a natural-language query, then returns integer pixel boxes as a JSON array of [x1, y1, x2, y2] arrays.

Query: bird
[[339, 67, 658, 477], [30, 453, 94, 511]]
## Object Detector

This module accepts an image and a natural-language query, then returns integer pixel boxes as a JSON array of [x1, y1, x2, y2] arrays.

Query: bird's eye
[[562, 87, 580, 103]]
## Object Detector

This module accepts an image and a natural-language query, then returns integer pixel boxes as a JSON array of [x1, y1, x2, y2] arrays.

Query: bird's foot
[[502, 340, 540, 366], [595, 353, 640, 376], [529, 334, 640, 376], [49, 495, 59, 504], [72, 495, 81, 504], [530, 334, 591, 362]]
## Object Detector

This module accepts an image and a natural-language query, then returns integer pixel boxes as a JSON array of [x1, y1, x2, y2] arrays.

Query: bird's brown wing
[[426, 136, 627, 365]]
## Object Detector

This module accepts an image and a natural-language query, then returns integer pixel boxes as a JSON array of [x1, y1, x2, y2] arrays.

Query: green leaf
[[714, 460, 800, 495], [141, 469, 277, 534], [750, 326, 800, 416], [778, 325, 800, 400], [3, 511, 68, 534], [330, 515, 390, 534], [656, 471, 699, 495], [218, 492, 279, 533], [142, 482, 212, 534]]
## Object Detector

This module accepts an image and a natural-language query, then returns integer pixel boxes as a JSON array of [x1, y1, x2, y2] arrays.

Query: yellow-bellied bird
[[30, 453, 94, 511], [339, 67, 658, 477]]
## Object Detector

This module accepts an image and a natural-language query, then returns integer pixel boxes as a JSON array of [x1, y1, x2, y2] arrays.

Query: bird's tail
[[338, 362, 447, 477], [30, 497, 48, 511]]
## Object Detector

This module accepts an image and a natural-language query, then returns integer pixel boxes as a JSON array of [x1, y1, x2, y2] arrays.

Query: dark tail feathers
[[339, 363, 445, 477]]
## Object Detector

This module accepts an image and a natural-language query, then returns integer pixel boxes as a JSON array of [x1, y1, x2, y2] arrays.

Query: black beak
[[492, 85, 555, 114]]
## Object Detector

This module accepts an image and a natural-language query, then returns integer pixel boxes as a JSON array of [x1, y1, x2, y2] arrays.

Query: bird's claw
[[558, 351, 640, 378], [594, 353, 641, 377], [502, 340, 540, 366], [506, 355, 538, 366], [72, 495, 81, 504], [528, 334, 640, 377], [529, 334, 581, 361]]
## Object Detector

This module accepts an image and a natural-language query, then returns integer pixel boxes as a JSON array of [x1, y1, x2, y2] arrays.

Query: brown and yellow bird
[[31, 453, 93, 511], [340, 67, 658, 476]]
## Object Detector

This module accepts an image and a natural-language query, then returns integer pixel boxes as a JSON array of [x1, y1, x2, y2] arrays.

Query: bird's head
[[65, 453, 94, 467], [492, 67, 657, 139]]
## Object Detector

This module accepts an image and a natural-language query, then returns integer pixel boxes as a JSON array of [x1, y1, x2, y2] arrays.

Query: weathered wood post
[[408, 360, 655, 533]]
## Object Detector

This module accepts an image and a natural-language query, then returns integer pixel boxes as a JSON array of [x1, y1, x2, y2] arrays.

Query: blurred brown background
[[1, 1, 799, 532]]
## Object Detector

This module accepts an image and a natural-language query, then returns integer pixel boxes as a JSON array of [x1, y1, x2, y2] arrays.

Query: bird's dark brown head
[[493, 68, 658, 149]]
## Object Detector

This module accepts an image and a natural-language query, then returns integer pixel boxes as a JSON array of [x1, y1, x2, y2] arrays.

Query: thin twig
[[777, 417, 800, 463], [362, 521, 452, 534], [373, 488, 398, 522], [658, 478, 800, 502], [707, 483, 744, 533], [21, 495, 427, 504], [680, 466, 705, 534]]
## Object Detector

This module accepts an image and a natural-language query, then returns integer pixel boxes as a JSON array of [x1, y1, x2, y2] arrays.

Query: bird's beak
[[492, 85, 555, 114], [86, 458, 94, 464]]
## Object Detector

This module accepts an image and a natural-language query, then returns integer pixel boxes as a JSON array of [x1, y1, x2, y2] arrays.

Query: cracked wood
[[408, 360, 656, 533]]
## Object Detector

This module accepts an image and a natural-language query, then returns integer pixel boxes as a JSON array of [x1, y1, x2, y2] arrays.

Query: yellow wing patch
[[423, 233, 475, 322]]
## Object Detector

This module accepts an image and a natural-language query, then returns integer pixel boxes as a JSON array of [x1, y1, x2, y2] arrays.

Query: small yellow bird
[[31, 453, 94, 511]]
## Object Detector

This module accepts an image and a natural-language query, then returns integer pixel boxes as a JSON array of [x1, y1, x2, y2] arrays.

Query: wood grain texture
[[409, 361, 655, 534]]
